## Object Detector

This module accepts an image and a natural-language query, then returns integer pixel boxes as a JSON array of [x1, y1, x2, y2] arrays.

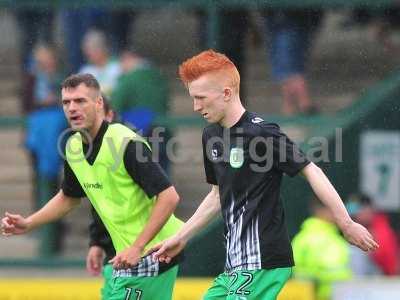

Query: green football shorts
[[108, 266, 178, 300], [203, 267, 292, 300], [101, 264, 114, 300]]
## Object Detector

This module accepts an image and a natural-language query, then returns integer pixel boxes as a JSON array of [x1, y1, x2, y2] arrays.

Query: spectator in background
[[292, 198, 352, 300], [15, 8, 55, 72], [25, 44, 67, 205], [79, 29, 121, 97], [111, 48, 171, 172], [15, 9, 55, 114], [61, 8, 136, 73], [30, 45, 64, 109], [24, 44, 67, 253], [61, 8, 109, 74], [347, 194, 399, 276], [264, 9, 323, 115]]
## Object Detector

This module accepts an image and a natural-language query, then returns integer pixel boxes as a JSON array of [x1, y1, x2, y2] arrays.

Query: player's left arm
[[301, 162, 378, 251], [132, 186, 179, 250], [109, 139, 179, 269], [110, 186, 179, 269]]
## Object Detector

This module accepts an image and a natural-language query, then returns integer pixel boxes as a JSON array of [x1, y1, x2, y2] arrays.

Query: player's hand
[[341, 220, 379, 252], [109, 245, 142, 270], [1, 212, 30, 236], [147, 235, 187, 264], [86, 246, 105, 276]]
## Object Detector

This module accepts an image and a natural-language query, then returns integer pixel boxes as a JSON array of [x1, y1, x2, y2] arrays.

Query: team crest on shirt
[[230, 147, 244, 168]]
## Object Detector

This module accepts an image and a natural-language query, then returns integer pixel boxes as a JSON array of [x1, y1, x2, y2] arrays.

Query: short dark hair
[[61, 73, 100, 91], [102, 93, 111, 114]]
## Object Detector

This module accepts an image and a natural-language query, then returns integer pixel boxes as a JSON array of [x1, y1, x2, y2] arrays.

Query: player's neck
[[220, 100, 245, 128], [86, 117, 104, 143]]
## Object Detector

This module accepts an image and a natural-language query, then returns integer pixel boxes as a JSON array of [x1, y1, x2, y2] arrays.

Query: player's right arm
[[150, 185, 220, 263], [1, 190, 80, 236]]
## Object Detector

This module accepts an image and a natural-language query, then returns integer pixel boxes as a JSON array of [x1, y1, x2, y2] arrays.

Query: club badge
[[230, 147, 244, 168]]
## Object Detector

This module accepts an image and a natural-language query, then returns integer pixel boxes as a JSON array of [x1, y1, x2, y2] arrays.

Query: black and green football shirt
[[202, 111, 310, 271]]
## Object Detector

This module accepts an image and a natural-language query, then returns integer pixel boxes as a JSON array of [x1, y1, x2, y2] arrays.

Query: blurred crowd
[[16, 6, 400, 118]]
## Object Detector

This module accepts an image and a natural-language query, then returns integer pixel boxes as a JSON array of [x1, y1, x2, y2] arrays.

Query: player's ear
[[97, 95, 104, 111], [223, 87, 232, 102]]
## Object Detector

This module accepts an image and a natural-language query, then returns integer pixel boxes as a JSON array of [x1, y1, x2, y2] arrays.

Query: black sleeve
[[260, 123, 310, 177], [61, 160, 86, 198], [202, 130, 217, 185], [123, 140, 172, 198], [88, 207, 116, 262], [89, 207, 111, 248]]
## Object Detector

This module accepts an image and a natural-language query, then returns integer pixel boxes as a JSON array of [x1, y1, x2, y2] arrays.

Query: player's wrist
[[176, 231, 189, 245], [25, 216, 35, 232], [337, 218, 354, 232], [131, 243, 145, 252]]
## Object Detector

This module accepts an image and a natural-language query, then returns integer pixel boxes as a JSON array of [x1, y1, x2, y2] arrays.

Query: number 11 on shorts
[[125, 287, 142, 300]]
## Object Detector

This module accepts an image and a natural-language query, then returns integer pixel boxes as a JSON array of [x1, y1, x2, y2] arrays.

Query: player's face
[[188, 74, 228, 124], [61, 83, 103, 132]]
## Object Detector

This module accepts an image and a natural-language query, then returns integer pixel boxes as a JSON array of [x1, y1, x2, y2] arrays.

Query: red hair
[[179, 49, 240, 92]]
